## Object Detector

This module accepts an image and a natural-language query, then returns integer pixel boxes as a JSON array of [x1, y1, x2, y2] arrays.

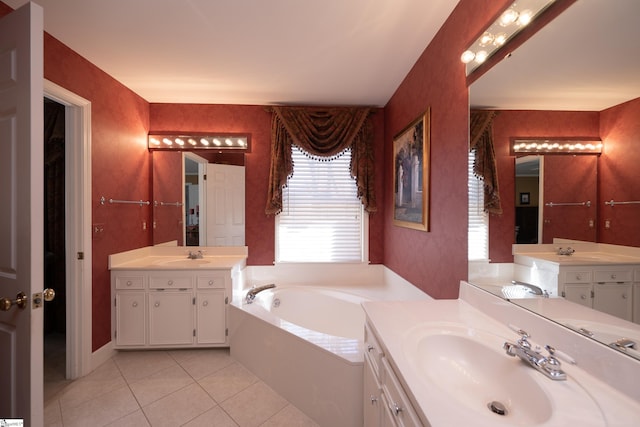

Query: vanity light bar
[[148, 133, 250, 152], [512, 138, 603, 154], [461, 0, 556, 75]]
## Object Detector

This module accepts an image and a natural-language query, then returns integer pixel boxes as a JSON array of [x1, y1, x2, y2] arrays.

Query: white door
[[0, 2, 45, 425], [206, 164, 245, 246]]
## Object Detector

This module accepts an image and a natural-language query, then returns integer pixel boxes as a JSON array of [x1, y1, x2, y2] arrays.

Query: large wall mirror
[[151, 150, 246, 247], [469, 0, 640, 357]]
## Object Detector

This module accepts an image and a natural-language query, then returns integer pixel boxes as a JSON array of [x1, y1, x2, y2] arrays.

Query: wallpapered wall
[[149, 104, 386, 266], [599, 97, 640, 246], [381, 0, 512, 299], [488, 102, 640, 263], [490, 110, 600, 262]]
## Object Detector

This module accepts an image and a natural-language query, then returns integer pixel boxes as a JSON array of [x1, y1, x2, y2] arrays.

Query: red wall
[[381, 0, 512, 299], [149, 104, 386, 265], [1, 2, 153, 350], [490, 110, 600, 262], [44, 37, 152, 351], [599, 97, 640, 246]]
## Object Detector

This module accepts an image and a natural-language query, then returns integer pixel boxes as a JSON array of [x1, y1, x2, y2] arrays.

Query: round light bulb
[[474, 50, 488, 64], [493, 33, 508, 46], [479, 32, 494, 46], [499, 9, 519, 26], [460, 50, 475, 63], [517, 10, 533, 26]]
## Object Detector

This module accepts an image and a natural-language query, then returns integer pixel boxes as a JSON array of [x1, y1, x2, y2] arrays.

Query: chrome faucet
[[503, 327, 574, 381], [187, 250, 204, 259], [511, 280, 549, 298], [245, 284, 276, 304], [556, 246, 575, 256]]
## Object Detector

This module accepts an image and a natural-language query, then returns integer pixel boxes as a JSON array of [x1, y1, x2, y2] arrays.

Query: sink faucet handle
[[508, 324, 532, 348], [545, 345, 576, 365]]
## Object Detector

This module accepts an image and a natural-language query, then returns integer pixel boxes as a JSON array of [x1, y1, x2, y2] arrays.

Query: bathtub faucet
[[245, 284, 276, 304], [511, 280, 549, 298]]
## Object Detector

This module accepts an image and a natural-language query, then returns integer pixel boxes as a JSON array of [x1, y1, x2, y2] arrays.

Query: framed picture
[[393, 108, 430, 231], [520, 192, 530, 205]]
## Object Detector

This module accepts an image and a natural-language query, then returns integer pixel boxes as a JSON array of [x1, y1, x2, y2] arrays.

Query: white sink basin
[[402, 323, 606, 426]]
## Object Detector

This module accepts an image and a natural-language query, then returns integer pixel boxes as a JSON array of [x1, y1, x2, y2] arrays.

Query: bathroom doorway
[[43, 80, 93, 381], [43, 98, 67, 382]]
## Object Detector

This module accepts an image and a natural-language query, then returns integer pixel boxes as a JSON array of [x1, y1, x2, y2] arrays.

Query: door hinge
[[77, 252, 84, 260], [225, 296, 229, 304], [193, 297, 196, 305], [193, 329, 196, 337], [591, 290, 595, 298], [225, 328, 228, 337], [114, 297, 117, 306], [561, 291, 565, 297], [203, 174, 207, 180]]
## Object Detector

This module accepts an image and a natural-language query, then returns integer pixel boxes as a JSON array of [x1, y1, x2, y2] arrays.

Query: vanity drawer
[[562, 270, 592, 284], [149, 274, 193, 289], [365, 323, 384, 380], [115, 275, 145, 289], [381, 357, 422, 427], [197, 273, 228, 289], [594, 269, 632, 283]]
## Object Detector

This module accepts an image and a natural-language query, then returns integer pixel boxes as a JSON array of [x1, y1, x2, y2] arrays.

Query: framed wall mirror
[[151, 149, 245, 247], [468, 0, 640, 358]]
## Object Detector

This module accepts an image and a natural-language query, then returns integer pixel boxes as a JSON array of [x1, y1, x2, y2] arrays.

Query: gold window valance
[[265, 106, 377, 215], [470, 109, 502, 215]]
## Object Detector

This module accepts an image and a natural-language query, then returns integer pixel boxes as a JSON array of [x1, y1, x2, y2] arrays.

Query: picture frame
[[393, 108, 430, 231], [520, 192, 530, 205]]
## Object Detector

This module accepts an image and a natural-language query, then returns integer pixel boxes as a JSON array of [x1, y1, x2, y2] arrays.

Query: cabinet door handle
[[126, 280, 132, 286], [390, 402, 403, 416], [367, 345, 374, 352], [208, 280, 215, 286], [132, 301, 138, 307], [622, 294, 628, 299], [576, 274, 582, 280], [203, 300, 209, 306], [611, 274, 617, 280], [154, 302, 160, 307], [581, 294, 587, 300], [167, 280, 174, 286], [370, 395, 378, 405]]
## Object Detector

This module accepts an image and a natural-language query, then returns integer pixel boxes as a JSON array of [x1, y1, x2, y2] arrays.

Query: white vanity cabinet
[[558, 265, 634, 321], [364, 323, 422, 427], [112, 269, 231, 349]]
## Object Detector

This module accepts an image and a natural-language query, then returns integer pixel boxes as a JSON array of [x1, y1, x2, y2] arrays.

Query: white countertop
[[108, 245, 247, 270], [363, 298, 640, 426], [515, 251, 640, 266]]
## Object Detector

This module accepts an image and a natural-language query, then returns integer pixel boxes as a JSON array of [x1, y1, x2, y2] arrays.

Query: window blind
[[276, 145, 364, 263], [469, 150, 489, 261]]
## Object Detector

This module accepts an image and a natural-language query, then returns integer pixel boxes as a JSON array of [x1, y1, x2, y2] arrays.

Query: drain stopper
[[488, 401, 507, 416]]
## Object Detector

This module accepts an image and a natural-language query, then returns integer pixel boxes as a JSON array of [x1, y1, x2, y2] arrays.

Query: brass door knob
[[0, 292, 28, 311], [43, 288, 56, 302]]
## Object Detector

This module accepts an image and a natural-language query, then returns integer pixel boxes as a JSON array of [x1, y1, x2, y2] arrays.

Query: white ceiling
[[4, 0, 459, 106], [7, 1, 637, 111], [471, 0, 640, 111]]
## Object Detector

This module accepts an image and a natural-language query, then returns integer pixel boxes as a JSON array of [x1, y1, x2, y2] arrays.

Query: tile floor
[[44, 338, 319, 427]]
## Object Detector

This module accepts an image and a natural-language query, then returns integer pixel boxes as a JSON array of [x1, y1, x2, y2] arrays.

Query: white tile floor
[[44, 343, 319, 427]]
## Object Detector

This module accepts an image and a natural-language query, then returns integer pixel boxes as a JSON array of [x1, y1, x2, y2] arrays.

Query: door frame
[[43, 80, 92, 379]]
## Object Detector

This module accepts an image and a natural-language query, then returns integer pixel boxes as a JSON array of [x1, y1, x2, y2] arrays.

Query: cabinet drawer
[[562, 270, 592, 284], [149, 274, 193, 289], [381, 358, 421, 427], [115, 275, 145, 289], [594, 269, 632, 283], [197, 273, 228, 289], [365, 323, 384, 380]]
